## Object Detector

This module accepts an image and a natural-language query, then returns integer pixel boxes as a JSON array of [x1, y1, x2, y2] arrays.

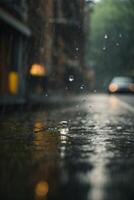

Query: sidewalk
[[0, 91, 89, 106], [0, 95, 26, 105]]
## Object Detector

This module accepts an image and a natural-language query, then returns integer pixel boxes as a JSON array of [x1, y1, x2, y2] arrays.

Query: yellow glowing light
[[34, 121, 43, 132], [30, 64, 47, 76], [109, 83, 118, 93], [129, 84, 134, 92], [35, 181, 49, 198], [8, 71, 18, 94]]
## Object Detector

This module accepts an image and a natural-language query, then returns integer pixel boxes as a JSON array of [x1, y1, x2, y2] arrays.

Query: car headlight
[[109, 83, 118, 92], [129, 84, 134, 92]]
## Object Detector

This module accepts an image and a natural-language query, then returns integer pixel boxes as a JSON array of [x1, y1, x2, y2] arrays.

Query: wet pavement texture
[[0, 94, 134, 200]]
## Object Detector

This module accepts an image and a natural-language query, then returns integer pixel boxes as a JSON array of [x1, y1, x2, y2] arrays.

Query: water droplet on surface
[[60, 121, 68, 125], [60, 128, 69, 135], [116, 43, 120, 46], [59, 121, 69, 135], [117, 126, 122, 130], [104, 34, 108, 39], [69, 75, 74, 82], [80, 85, 84, 90], [102, 46, 106, 51]]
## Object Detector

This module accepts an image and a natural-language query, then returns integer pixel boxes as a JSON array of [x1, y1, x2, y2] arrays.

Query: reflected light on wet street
[[34, 121, 44, 132], [88, 134, 110, 200], [59, 122, 69, 158], [108, 96, 119, 109], [59, 128, 69, 136], [84, 97, 112, 200], [35, 181, 49, 199]]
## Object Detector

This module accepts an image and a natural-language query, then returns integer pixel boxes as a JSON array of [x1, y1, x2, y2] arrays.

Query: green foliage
[[87, 0, 134, 89]]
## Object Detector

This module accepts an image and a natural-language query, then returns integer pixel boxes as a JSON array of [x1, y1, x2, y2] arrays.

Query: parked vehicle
[[108, 76, 134, 93]]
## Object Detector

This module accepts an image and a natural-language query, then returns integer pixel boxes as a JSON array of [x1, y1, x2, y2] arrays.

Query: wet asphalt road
[[0, 94, 134, 200]]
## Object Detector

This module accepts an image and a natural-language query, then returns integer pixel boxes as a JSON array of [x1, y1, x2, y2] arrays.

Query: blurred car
[[108, 76, 134, 93]]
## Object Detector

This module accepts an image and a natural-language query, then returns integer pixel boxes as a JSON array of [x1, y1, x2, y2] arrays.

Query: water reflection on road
[[0, 94, 134, 200]]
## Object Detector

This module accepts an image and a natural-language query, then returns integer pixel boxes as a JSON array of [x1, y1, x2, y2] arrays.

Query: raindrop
[[94, 90, 96, 93], [60, 128, 69, 135], [104, 34, 108, 39], [80, 84, 84, 90], [102, 46, 106, 51], [119, 33, 122, 38], [116, 126, 122, 131], [76, 47, 79, 51], [45, 93, 48, 97], [116, 43, 120, 47], [60, 121, 68, 126], [117, 126, 122, 130], [69, 75, 74, 82]]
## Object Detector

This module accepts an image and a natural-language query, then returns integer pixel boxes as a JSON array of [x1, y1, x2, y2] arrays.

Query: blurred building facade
[[28, 0, 89, 96], [0, 0, 90, 104], [50, 0, 86, 91], [0, 0, 31, 104]]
